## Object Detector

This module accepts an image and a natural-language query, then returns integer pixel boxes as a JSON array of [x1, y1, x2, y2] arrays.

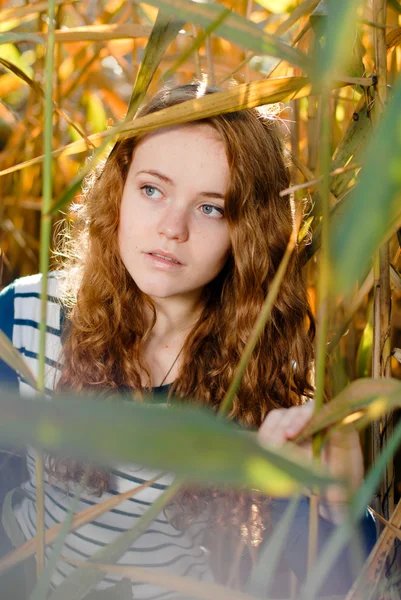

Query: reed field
[[1, 0, 401, 598]]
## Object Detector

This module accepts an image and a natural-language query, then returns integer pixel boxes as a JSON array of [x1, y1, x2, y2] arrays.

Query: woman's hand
[[257, 402, 365, 524]]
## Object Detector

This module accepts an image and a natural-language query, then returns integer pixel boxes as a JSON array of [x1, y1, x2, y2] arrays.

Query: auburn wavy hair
[[49, 83, 315, 571]]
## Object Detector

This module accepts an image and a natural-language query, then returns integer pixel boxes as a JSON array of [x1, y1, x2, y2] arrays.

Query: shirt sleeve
[[0, 281, 19, 391], [0, 282, 29, 496], [268, 496, 377, 597]]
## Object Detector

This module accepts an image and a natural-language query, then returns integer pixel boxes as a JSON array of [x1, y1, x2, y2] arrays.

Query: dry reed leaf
[[32, 24, 153, 43], [275, 0, 321, 37], [1, 75, 353, 177], [0, 0, 78, 23], [368, 506, 401, 541], [0, 474, 163, 575], [62, 558, 256, 600], [390, 264, 401, 292], [297, 377, 401, 440], [386, 27, 401, 50], [345, 500, 401, 600]]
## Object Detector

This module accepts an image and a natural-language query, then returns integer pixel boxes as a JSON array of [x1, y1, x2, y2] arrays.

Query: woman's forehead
[[135, 122, 221, 149], [130, 124, 227, 171]]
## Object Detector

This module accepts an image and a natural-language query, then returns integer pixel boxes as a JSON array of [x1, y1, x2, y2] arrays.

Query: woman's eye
[[141, 185, 163, 199], [200, 204, 224, 218]]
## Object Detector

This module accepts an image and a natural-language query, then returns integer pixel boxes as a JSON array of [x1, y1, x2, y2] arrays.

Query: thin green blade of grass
[[30, 477, 87, 600], [160, 7, 232, 84], [143, 0, 311, 72], [300, 417, 401, 600], [246, 496, 300, 598], [126, 12, 186, 120], [48, 481, 181, 600], [218, 215, 298, 417], [330, 74, 401, 295], [0, 390, 338, 494], [0, 330, 37, 389], [36, 0, 57, 574], [0, 33, 44, 45]]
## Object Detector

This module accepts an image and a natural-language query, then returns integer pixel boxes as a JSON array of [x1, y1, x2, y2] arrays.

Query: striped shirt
[[0, 272, 211, 599]]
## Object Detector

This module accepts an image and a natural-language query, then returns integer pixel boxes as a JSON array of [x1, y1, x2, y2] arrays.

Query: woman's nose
[[157, 206, 190, 242]]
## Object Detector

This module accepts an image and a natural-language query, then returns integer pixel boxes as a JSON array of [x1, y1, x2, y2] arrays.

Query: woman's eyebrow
[[135, 169, 225, 200]]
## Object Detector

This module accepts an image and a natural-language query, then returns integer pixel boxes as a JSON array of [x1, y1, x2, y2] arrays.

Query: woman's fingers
[[258, 403, 315, 447], [258, 404, 365, 523]]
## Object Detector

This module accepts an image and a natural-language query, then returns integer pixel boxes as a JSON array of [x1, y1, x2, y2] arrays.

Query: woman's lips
[[144, 252, 184, 270]]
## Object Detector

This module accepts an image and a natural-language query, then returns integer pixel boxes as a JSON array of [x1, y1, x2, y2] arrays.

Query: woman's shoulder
[[0, 272, 65, 394], [2, 271, 63, 301]]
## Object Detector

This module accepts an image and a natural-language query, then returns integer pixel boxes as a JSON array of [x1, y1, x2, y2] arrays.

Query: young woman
[[0, 82, 375, 599]]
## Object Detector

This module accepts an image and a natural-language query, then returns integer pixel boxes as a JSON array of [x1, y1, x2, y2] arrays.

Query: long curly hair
[[49, 83, 315, 571]]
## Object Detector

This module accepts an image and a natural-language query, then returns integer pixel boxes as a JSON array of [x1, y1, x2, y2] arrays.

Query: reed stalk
[[36, 0, 57, 574], [307, 86, 331, 571], [218, 225, 298, 417], [371, 0, 393, 521]]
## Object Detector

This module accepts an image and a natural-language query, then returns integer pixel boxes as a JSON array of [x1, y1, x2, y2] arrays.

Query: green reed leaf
[[0, 33, 44, 45], [0, 390, 337, 495], [247, 495, 300, 597], [30, 478, 87, 600], [126, 12, 185, 120], [312, 0, 363, 84], [330, 74, 401, 295], [142, 0, 311, 72]]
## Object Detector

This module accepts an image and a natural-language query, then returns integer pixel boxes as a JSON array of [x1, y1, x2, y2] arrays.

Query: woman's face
[[118, 124, 231, 303]]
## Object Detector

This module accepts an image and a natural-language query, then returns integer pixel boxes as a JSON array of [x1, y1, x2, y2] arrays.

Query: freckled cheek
[[201, 237, 231, 275]]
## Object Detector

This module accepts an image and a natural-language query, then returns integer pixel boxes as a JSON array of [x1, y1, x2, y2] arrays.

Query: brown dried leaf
[[29, 24, 152, 43], [0, 474, 163, 575], [386, 27, 401, 50], [345, 501, 401, 600]]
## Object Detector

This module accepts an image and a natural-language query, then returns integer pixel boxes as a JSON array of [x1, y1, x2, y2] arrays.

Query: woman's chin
[[134, 279, 185, 300]]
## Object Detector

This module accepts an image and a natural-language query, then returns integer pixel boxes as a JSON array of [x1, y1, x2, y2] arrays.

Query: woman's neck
[[147, 293, 203, 341], [141, 294, 203, 386]]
